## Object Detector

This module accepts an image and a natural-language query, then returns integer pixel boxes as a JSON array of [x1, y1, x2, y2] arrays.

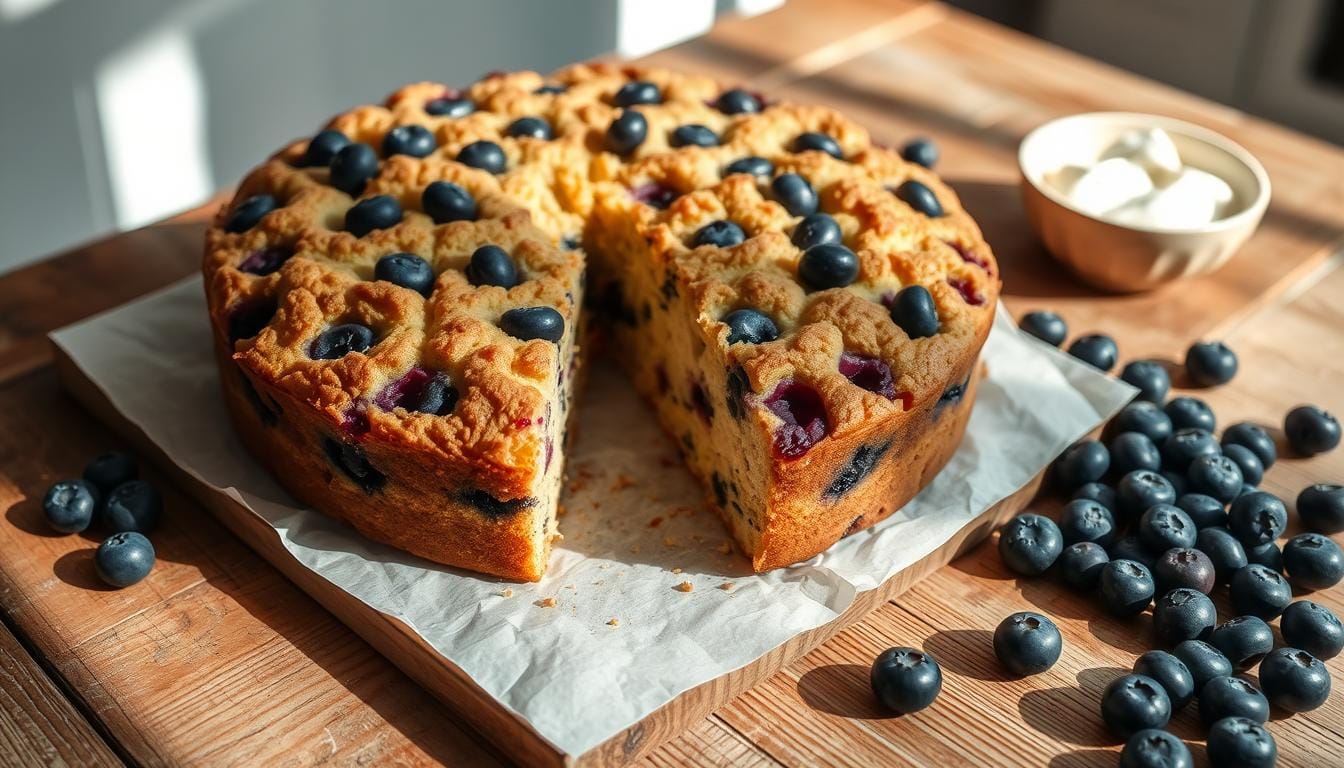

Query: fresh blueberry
[[1139, 504, 1197, 552], [421, 180, 477, 223], [374, 252, 434, 296], [997, 513, 1064, 575], [1284, 404, 1340, 456], [1059, 499, 1117, 547], [1161, 428, 1220, 473], [771, 173, 818, 216], [1184, 341, 1238, 386], [42, 479, 99, 533], [1101, 559, 1156, 616], [792, 131, 843, 159], [1152, 588, 1216, 646], [1164, 397, 1215, 433], [1243, 540, 1283, 573], [1017, 310, 1067, 347], [1120, 361, 1171, 404], [1176, 493, 1227, 529], [1110, 401, 1173, 445], [1172, 640, 1233, 693], [1056, 440, 1110, 490], [424, 94, 474, 117], [606, 110, 648, 155], [1186, 455, 1243, 503], [94, 531, 155, 588], [1219, 443, 1264, 487], [1280, 601, 1343, 660], [893, 180, 943, 217], [457, 140, 506, 173], [870, 646, 942, 714], [1109, 535, 1157, 570], [310, 323, 375, 360], [671, 124, 719, 148], [993, 611, 1062, 675], [329, 143, 379, 196], [1153, 548, 1215, 595], [1227, 491, 1287, 546], [797, 243, 859, 290], [899, 137, 938, 169], [505, 116, 553, 140], [302, 129, 350, 167], [1221, 423, 1277, 469], [613, 80, 660, 107], [1059, 541, 1110, 589], [1258, 648, 1331, 713], [1205, 717, 1276, 768], [535, 83, 567, 95], [345, 195, 403, 236], [1228, 564, 1291, 620], [1195, 527, 1248, 582], [715, 88, 762, 114], [1116, 470, 1177, 520], [723, 156, 773, 178], [693, 220, 746, 248], [1120, 729, 1192, 768], [466, 244, 520, 289], [1199, 676, 1269, 726], [1073, 482, 1117, 512], [1297, 484, 1344, 533], [722, 309, 778, 345], [224, 194, 278, 233], [83, 452, 137, 493], [1101, 674, 1172, 740], [381, 124, 436, 158], [791, 213, 842, 250], [1282, 532, 1344, 590], [1110, 432, 1162, 477], [1134, 650, 1195, 711], [1209, 616, 1274, 670], [890, 285, 939, 339], [1066, 333, 1118, 372], [101, 480, 162, 534], [376, 367, 458, 416], [500, 306, 564, 343]]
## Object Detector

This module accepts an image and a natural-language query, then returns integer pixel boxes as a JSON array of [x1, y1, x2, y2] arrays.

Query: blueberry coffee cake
[[204, 63, 999, 580]]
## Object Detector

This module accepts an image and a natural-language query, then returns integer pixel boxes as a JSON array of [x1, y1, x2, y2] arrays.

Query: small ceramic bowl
[[1019, 112, 1270, 293]]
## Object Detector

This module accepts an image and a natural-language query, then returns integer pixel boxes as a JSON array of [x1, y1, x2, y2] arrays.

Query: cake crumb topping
[[674, 581, 694, 593]]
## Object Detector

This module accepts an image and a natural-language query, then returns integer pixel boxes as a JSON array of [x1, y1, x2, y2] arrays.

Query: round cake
[[203, 63, 1000, 581]]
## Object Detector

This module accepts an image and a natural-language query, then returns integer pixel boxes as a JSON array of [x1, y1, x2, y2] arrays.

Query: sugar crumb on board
[[535, 597, 557, 608], [674, 581, 694, 593], [717, 540, 734, 555], [663, 535, 679, 548]]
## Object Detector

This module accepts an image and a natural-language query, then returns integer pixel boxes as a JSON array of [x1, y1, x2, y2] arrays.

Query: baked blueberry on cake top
[[203, 63, 1000, 580]]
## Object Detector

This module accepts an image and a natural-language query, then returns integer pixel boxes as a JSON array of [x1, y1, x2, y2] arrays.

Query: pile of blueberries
[[41, 452, 160, 588], [869, 311, 1343, 767]]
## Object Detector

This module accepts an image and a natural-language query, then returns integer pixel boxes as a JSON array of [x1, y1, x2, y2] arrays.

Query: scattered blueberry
[[1120, 729, 1192, 768], [694, 220, 746, 248], [1282, 532, 1344, 590], [382, 124, 436, 158], [1258, 648, 1331, 713], [374, 252, 434, 296], [870, 646, 942, 714], [1101, 559, 1156, 616], [42, 480, 99, 533], [1116, 470, 1177, 520], [1056, 440, 1110, 490], [1133, 650, 1195, 711], [797, 243, 860, 290], [1284, 404, 1340, 456], [1219, 443, 1264, 487], [1109, 535, 1157, 570], [1177, 493, 1227, 529], [893, 180, 943, 217], [1280, 601, 1343, 660], [613, 80, 660, 107], [1199, 676, 1269, 726], [1111, 401, 1173, 445], [791, 213, 842, 250], [1205, 717, 1276, 768], [792, 131, 843, 159], [1186, 455, 1243, 503], [225, 194, 278, 233], [101, 480, 162, 534], [1185, 341, 1238, 386], [1017, 310, 1067, 347], [345, 195, 403, 236], [772, 173, 818, 216], [457, 140, 506, 173], [1065, 334, 1118, 372], [1120, 361, 1171, 404], [1195, 527, 1248, 582], [715, 88, 762, 114], [1172, 640, 1233, 693], [83, 452, 137, 493], [722, 309, 778, 345], [329, 143, 379, 196], [899, 137, 939, 169], [890, 285, 939, 339], [302, 129, 350, 167], [424, 93, 474, 117], [671, 124, 719, 148], [94, 531, 155, 588], [997, 513, 1064, 575], [1243, 540, 1283, 573], [993, 611, 1062, 675], [421, 180, 477, 223], [1227, 491, 1287, 546], [1228, 564, 1291, 620], [1153, 548, 1215, 595], [500, 306, 564, 343], [1164, 397, 1216, 433], [1209, 616, 1274, 670], [1073, 482, 1117, 512], [1110, 432, 1162, 477], [1059, 499, 1117, 547], [1152, 588, 1216, 646], [466, 244, 520, 289], [1161, 428, 1220, 473], [1139, 504, 1197, 552], [1297, 483, 1344, 533], [723, 156, 773, 178], [1101, 674, 1172, 740], [1059, 541, 1110, 589], [310, 323, 375, 360], [1221, 423, 1276, 469], [505, 116, 553, 140]]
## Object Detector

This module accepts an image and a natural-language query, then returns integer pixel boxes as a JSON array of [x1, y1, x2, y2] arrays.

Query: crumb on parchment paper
[[535, 597, 557, 608], [671, 567, 682, 574], [606, 618, 620, 627], [674, 581, 694, 593], [501, 588, 514, 598], [718, 582, 735, 591]]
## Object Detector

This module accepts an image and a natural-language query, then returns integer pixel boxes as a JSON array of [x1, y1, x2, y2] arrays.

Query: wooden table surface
[[2, 1, 1343, 765]]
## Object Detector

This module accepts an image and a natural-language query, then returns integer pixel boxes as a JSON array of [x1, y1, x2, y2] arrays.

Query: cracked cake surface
[[203, 62, 1000, 580]]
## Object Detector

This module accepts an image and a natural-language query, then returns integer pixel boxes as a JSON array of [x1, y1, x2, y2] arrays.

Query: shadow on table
[[1047, 748, 1115, 767], [796, 663, 890, 719], [1018, 666, 1126, 747], [922, 628, 1014, 682]]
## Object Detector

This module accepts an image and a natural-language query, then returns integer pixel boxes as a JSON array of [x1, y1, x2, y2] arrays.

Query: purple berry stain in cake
[[374, 367, 459, 416], [630, 182, 679, 210], [341, 402, 370, 437], [238, 245, 293, 276], [763, 380, 829, 459], [824, 441, 893, 500], [458, 489, 537, 519], [947, 276, 985, 306], [321, 437, 385, 493], [690, 378, 715, 425], [944, 240, 992, 275], [934, 374, 971, 420], [839, 352, 896, 400], [227, 297, 277, 342]]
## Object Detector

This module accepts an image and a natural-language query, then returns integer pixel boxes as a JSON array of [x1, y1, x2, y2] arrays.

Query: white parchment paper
[[51, 278, 1133, 757]]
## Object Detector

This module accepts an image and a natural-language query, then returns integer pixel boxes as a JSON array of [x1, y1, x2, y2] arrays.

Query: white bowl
[[1018, 112, 1270, 293]]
